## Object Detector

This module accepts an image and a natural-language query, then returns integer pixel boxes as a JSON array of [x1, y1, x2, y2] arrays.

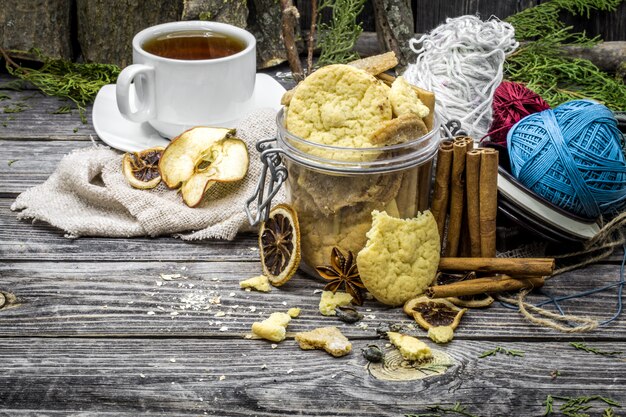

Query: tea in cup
[[116, 21, 256, 138]]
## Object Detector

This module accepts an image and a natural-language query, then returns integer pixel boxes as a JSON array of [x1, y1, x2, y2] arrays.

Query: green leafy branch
[[316, 0, 366, 66], [544, 394, 621, 417], [479, 346, 525, 358], [506, 0, 622, 42], [569, 342, 623, 356], [0, 48, 120, 123], [504, 0, 626, 110], [406, 402, 481, 417]]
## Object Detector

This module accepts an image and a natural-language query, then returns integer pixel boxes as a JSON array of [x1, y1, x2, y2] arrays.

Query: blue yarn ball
[[508, 99, 626, 219]]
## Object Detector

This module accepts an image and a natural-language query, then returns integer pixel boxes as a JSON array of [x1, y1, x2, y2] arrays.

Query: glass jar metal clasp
[[244, 138, 288, 226]]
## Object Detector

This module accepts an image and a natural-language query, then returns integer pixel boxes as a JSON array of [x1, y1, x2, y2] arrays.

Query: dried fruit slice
[[180, 138, 249, 207], [259, 204, 301, 286], [403, 295, 467, 331], [447, 294, 495, 308], [159, 126, 235, 188], [122, 146, 164, 189]]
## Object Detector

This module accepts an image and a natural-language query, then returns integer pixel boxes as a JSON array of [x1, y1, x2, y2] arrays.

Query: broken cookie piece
[[295, 326, 352, 357], [239, 275, 271, 292], [368, 113, 429, 146], [427, 326, 454, 344], [251, 312, 292, 342], [287, 307, 301, 318], [319, 290, 353, 316], [348, 51, 399, 76], [389, 75, 430, 119], [387, 331, 432, 361]]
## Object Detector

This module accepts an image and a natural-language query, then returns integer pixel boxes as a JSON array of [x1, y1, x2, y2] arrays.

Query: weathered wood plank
[[0, 200, 260, 262], [0, 92, 97, 141], [1, 338, 624, 416], [0, 261, 624, 339], [413, 0, 536, 33], [4, 195, 624, 263], [0, 141, 96, 195], [0, 0, 73, 61]]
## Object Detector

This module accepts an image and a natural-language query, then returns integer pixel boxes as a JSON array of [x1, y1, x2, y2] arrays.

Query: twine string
[[404, 15, 518, 139]]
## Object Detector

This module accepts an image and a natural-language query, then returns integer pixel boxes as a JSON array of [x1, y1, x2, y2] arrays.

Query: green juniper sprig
[[406, 402, 481, 417], [504, 0, 626, 110], [3, 102, 29, 113], [544, 394, 621, 417], [569, 342, 623, 356], [479, 346, 525, 358], [316, 0, 366, 66], [506, 0, 622, 41], [0, 48, 120, 123]]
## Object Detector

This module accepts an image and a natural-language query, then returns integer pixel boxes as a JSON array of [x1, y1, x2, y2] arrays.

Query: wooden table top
[[1, 71, 625, 417]]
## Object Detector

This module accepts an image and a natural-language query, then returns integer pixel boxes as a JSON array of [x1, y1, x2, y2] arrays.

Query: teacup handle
[[116, 64, 156, 123]]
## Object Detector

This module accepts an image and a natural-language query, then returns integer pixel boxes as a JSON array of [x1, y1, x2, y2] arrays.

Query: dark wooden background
[[296, 0, 626, 41]]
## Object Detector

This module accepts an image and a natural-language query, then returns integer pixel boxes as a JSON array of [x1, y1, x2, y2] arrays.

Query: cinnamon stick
[[465, 149, 482, 257], [444, 137, 469, 256], [426, 275, 545, 298], [479, 148, 498, 257], [431, 140, 453, 244], [439, 257, 555, 276]]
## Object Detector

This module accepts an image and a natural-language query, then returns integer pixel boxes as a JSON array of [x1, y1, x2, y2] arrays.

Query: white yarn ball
[[403, 15, 518, 139]]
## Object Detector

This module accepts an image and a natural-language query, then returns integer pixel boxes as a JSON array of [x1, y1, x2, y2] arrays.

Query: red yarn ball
[[487, 81, 551, 145]]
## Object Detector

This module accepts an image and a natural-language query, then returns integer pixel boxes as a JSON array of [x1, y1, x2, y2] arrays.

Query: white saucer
[[92, 73, 286, 152]]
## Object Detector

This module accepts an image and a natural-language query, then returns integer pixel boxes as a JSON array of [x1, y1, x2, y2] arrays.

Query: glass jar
[[247, 108, 441, 275]]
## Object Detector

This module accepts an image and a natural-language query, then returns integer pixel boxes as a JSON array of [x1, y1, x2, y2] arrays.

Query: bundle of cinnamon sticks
[[431, 137, 499, 258], [427, 257, 554, 298]]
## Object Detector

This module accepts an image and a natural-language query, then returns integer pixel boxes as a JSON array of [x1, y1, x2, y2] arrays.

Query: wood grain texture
[[0, 0, 73, 60], [1, 338, 624, 416], [4, 196, 624, 264], [413, 0, 536, 33], [0, 91, 97, 141], [1, 260, 624, 339], [0, 199, 260, 262], [76, 0, 184, 67]]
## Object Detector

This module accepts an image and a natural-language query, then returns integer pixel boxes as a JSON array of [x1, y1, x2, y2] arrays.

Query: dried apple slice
[[159, 126, 235, 189], [122, 146, 164, 189], [180, 138, 249, 207]]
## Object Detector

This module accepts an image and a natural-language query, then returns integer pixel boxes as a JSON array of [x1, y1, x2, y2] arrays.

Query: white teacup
[[116, 21, 256, 139]]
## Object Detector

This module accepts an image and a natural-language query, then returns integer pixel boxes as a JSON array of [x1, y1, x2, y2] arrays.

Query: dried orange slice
[[259, 204, 301, 286], [403, 295, 467, 331], [122, 146, 164, 189]]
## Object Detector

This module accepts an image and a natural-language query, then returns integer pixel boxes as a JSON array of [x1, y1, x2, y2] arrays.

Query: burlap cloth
[[11, 108, 284, 240]]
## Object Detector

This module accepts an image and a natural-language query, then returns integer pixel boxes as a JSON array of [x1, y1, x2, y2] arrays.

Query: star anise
[[315, 247, 365, 306]]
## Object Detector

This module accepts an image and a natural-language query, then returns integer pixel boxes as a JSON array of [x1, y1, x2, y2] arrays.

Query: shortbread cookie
[[348, 51, 399, 75], [369, 113, 429, 146], [357, 210, 440, 306], [286, 64, 392, 149], [281, 87, 296, 106], [389, 76, 430, 119]]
